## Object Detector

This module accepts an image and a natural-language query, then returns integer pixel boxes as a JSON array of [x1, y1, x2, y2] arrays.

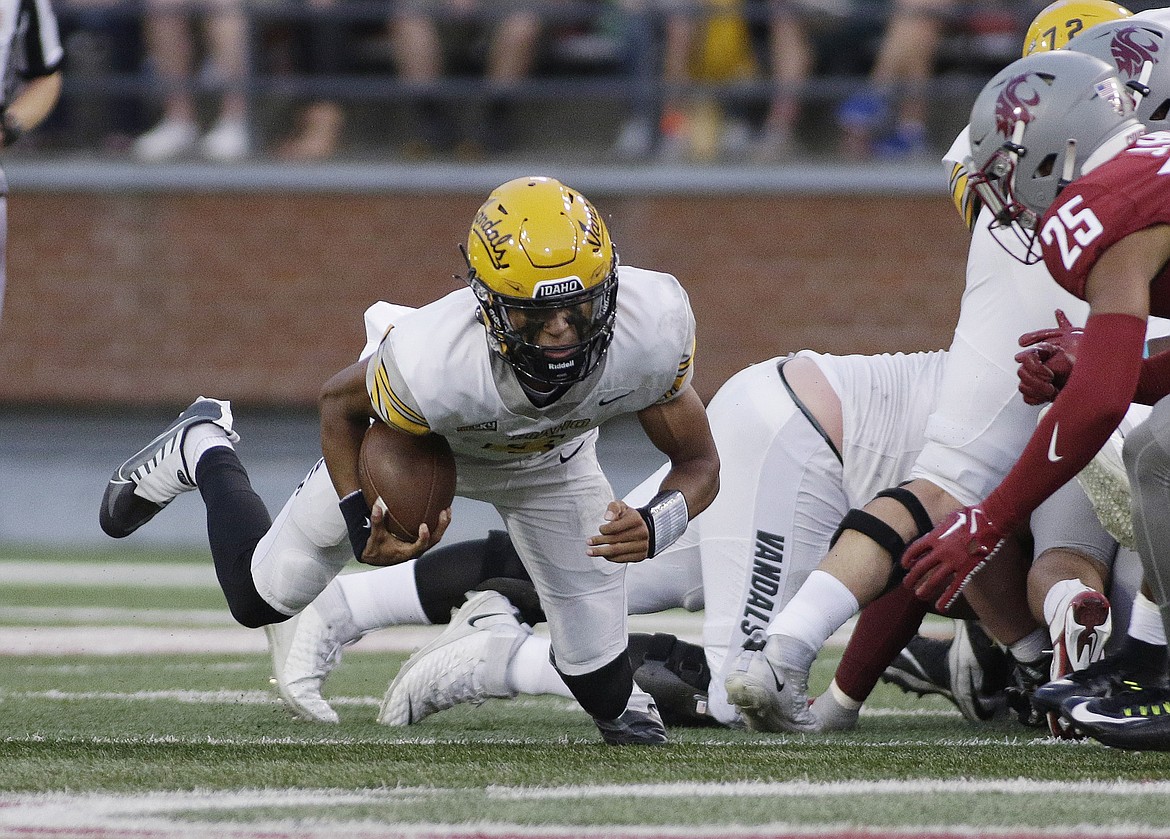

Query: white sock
[[1128, 591, 1168, 645], [826, 677, 862, 710], [1042, 579, 1094, 641], [809, 679, 862, 733], [183, 422, 233, 468], [335, 560, 429, 633], [505, 635, 573, 698], [766, 570, 859, 652], [1009, 628, 1048, 664]]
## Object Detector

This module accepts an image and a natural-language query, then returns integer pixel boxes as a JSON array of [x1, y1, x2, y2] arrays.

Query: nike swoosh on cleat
[[599, 390, 635, 406], [468, 612, 507, 628], [760, 659, 785, 694], [1070, 706, 1147, 726]]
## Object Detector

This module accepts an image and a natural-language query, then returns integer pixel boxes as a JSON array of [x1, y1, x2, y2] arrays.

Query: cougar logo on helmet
[[1069, 19, 1170, 128], [1109, 25, 1162, 77], [995, 74, 1044, 137], [967, 50, 1140, 263]]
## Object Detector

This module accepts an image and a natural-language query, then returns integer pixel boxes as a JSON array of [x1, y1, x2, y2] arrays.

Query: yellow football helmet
[[464, 176, 619, 387], [1023, 0, 1132, 56]]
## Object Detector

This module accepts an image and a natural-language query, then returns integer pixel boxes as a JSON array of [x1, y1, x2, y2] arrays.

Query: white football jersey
[[363, 266, 696, 463], [795, 349, 949, 507]]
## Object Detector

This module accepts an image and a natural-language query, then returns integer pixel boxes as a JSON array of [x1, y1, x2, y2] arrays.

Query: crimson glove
[[1014, 309, 1083, 405], [901, 505, 1008, 612]]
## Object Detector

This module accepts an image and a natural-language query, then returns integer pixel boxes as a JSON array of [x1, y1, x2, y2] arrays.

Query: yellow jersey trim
[[659, 337, 695, 403], [369, 359, 430, 436], [949, 161, 982, 232]]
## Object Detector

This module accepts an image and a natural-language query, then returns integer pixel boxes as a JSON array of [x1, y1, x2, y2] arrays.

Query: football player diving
[[98, 176, 720, 746]]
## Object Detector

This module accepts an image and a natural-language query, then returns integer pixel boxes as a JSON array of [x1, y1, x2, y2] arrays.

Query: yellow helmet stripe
[[369, 360, 430, 435]]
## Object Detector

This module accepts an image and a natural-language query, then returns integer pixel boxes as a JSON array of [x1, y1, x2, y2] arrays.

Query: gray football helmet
[[965, 50, 1143, 261], [1068, 18, 1170, 129]]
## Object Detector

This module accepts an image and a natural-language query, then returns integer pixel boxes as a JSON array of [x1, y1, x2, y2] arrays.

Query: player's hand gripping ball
[[358, 423, 456, 541]]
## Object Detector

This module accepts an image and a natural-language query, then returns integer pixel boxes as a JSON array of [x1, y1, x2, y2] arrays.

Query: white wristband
[[637, 489, 689, 558]]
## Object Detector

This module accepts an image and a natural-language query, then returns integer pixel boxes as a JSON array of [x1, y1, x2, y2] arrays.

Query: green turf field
[[2, 547, 1169, 838]]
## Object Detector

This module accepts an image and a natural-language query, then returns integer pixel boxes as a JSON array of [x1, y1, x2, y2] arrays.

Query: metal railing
[[44, 0, 1030, 161]]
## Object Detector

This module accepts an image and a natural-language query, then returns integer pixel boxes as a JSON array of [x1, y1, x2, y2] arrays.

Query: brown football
[[358, 423, 456, 542]]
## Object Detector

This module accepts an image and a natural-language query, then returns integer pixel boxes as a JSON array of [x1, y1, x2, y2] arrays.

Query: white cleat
[[949, 620, 1010, 723], [266, 587, 360, 724], [1051, 589, 1112, 681], [724, 630, 821, 733], [809, 681, 860, 732], [1046, 589, 1112, 738], [378, 589, 531, 726], [100, 397, 238, 538]]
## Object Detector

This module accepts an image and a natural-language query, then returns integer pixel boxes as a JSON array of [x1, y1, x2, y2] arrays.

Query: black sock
[[196, 447, 287, 628], [1119, 635, 1169, 677]]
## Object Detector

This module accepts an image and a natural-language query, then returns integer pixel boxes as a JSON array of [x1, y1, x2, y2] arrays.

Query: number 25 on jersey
[[1041, 195, 1103, 271]]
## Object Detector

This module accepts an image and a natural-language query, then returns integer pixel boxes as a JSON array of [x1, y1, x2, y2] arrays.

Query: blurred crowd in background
[[30, 0, 1164, 164]]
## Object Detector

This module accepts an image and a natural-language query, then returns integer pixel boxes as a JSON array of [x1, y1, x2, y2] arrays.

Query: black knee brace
[[554, 649, 633, 721], [627, 632, 716, 728], [829, 485, 933, 587]]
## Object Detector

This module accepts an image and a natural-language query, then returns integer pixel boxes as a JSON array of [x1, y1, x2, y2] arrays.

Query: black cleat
[[880, 621, 1008, 722], [99, 397, 238, 538], [1067, 686, 1170, 750], [1034, 652, 1168, 718]]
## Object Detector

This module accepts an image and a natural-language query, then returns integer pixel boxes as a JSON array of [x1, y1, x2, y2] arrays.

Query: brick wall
[[0, 191, 968, 407]]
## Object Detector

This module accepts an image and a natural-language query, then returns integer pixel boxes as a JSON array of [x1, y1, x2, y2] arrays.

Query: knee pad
[[415, 530, 533, 624], [554, 649, 633, 721], [830, 485, 933, 588], [627, 632, 717, 728]]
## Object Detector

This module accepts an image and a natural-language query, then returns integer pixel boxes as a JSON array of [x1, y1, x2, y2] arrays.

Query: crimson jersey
[[1041, 130, 1170, 312], [977, 132, 1170, 531]]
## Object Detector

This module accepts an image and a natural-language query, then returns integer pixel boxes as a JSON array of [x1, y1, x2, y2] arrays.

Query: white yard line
[[2, 785, 1170, 839], [0, 614, 706, 655], [0, 560, 220, 586], [0, 559, 946, 655]]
